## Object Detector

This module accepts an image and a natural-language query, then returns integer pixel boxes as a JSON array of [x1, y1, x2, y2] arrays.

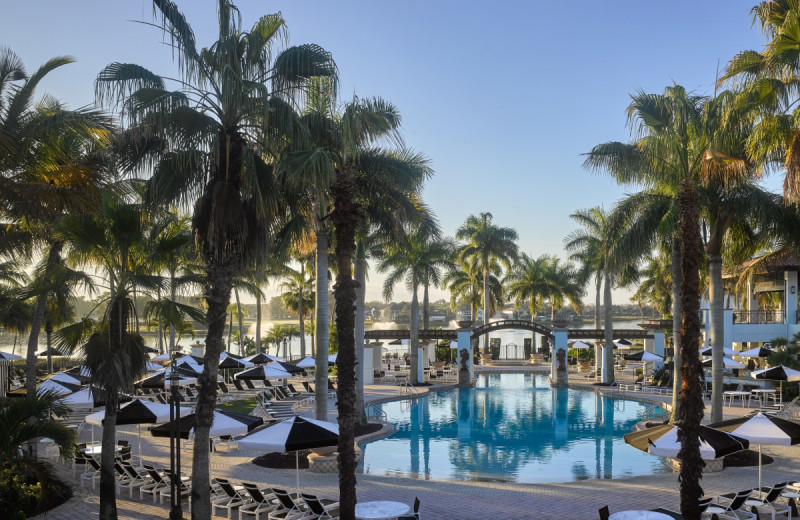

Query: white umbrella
[[48, 372, 83, 385], [702, 357, 746, 369], [711, 412, 800, 490], [0, 352, 22, 361], [150, 352, 173, 362], [295, 356, 316, 369], [569, 340, 592, 349], [699, 346, 738, 357], [60, 388, 95, 409], [37, 379, 80, 396], [738, 346, 777, 358], [145, 361, 162, 372], [135, 370, 197, 388], [449, 341, 459, 348], [613, 341, 631, 350], [624, 351, 663, 362], [328, 353, 338, 364], [624, 423, 749, 460], [239, 416, 339, 495], [234, 365, 292, 380]]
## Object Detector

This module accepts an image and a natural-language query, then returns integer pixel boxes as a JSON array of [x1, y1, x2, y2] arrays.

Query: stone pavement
[[35, 370, 800, 520]]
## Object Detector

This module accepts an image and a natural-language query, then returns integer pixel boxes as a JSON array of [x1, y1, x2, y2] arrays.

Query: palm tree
[[280, 264, 314, 359], [0, 48, 111, 394], [95, 3, 337, 516], [456, 213, 518, 356], [377, 230, 451, 384], [444, 258, 502, 325]]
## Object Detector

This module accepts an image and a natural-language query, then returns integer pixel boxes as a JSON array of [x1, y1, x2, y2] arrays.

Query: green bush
[[0, 465, 41, 518]]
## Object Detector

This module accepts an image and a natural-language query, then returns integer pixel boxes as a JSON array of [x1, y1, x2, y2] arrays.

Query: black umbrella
[[143, 345, 159, 354], [739, 346, 777, 358], [150, 410, 263, 439], [624, 351, 663, 362], [267, 361, 304, 374], [36, 347, 67, 357], [624, 423, 749, 459], [219, 352, 254, 370], [615, 338, 633, 346]]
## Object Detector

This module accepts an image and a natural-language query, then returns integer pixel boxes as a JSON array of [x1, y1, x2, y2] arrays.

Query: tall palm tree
[[280, 264, 314, 359], [456, 212, 518, 355], [444, 258, 502, 325], [376, 230, 451, 384], [540, 256, 583, 321], [96, 3, 337, 516], [0, 48, 111, 394]]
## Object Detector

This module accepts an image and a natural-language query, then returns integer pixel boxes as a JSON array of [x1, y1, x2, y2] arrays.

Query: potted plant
[[576, 348, 594, 372]]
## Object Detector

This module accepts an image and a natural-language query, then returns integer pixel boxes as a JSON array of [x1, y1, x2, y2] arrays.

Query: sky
[[2, 0, 784, 305]]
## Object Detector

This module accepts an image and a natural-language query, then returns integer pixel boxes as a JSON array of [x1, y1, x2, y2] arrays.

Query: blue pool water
[[359, 373, 670, 483]]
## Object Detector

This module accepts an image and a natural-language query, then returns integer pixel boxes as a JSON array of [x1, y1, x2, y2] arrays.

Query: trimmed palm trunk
[[354, 252, 368, 427], [482, 269, 490, 353], [299, 261, 306, 359], [256, 292, 262, 353], [190, 257, 233, 519], [422, 282, 430, 330], [410, 281, 420, 384], [595, 273, 602, 370], [708, 254, 724, 423], [331, 168, 359, 520], [314, 219, 330, 421], [670, 237, 682, 421], [98, 390, 119, 520], [235, 287, 244, 356], [26, 243, 63, 394], [602, 272, 614, 384], [45, 321, 53, 374], [677, 181, 704, 520]]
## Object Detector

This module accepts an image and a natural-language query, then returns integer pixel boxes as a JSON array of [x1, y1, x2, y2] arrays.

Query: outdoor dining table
[[81, 445, 122, 456], [355, 500, 410, 520], [751, 388, 778, 406], [723, 390, 751, 407], [608, 510, 674, 520]]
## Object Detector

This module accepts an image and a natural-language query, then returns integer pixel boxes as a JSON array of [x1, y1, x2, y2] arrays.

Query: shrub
[[0, 465, 41, 518]]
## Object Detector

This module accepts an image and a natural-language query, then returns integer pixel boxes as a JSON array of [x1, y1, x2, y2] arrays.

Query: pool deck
[[36, 366, 800, 520]]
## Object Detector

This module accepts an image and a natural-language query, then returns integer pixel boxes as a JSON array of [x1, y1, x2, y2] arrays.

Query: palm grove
[[5, 2, 800, 520]]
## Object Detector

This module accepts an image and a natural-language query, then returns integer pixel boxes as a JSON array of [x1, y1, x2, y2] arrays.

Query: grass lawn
[[218, 397, 257, 415]]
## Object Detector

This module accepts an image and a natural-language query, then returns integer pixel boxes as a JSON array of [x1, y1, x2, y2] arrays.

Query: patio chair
[[397, 497, 420, 520], [299, 493, 339, 519], [212, 435, 239, 453], [268, 488, 307, 519], [140, 465, 169, 503], [707, 489, 756, 520], [73, 451, 88, 477], [118, 462, 150, 498], [79, 456, 102, 489], [159, 470, 192, 505], [212, 478, 248, 519], [598, 506, 610, 520], [746, 482, 790, 520], [239, 483, 280, 520], [244, 379, 257, 390], [232, 379, 246, 392]]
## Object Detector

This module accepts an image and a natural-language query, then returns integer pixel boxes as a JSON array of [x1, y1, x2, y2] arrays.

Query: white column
[[652, 331, 664, 370], [362, 347, 374, 385], [457, 329, 473, 381], [786, 270, 798, 325]]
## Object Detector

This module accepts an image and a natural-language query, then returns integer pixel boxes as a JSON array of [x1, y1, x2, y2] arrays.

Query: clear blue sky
[[2, 1, 781, 303]]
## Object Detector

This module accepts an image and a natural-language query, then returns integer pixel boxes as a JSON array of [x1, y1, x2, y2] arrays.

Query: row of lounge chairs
[[600, 481, 800, 519]]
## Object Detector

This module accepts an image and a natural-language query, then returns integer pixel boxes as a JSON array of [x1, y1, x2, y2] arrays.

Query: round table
[[82, 445, 122, 456], [355, 500, 410, 519], [724, 390, 751, 407], [608, 511, 674, 520], [752, 389, 777, 406]]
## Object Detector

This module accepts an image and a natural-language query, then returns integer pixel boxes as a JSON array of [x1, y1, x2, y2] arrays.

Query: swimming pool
[[359, 373, 670, 483]]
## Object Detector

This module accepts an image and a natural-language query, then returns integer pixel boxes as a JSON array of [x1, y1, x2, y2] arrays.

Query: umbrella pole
[[759, 444, 762, 492], [138, 424, 143, 467], [296, 451, 300, 498]]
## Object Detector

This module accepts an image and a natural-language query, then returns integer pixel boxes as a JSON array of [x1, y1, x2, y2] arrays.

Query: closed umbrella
[[238, 416, 339, 495], [702, 357, 746, 369], [699, 347, 738, 357], [150, 410, 263, 439], [710, 412, 800, 489], [624, 422, 749, 460], [738, 346, 776, 358], [87, 399, 192, 460], [234, 365, 292, 380]]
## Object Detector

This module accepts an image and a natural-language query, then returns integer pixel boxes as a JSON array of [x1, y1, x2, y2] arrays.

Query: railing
[[642, 403, 668, 420], [365, 403, 387, 422], [732, 310, 785, 324], [401, 380, 418, 396]]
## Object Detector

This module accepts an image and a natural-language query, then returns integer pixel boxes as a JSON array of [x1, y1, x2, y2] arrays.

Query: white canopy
[[60, 388, 95, 409], [49, 372, 83, 385], [295, 356, 316, 369]]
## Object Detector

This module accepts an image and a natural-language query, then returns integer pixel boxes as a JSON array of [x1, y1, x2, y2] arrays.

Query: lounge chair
[[239, 483, 280, 520], [268, 488, 307, 519], [140, 465, 169, 503], [212, 478, 248, 519], [598, 505, 610, 520], [706, 489, 756, 519], [159, 470, 192, 505], [232, 379, 246, 392], [397, 497, 420, 520], [299, 493, 339, 519], [244, 379, 257, 390], [746, 482, 790, 519], [80, 456, 102, 489], [117, 462, 149, 498]]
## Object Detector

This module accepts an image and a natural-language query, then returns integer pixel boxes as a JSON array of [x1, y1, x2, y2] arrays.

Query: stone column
[[363, 347, 374, 385], [457, 322, 473, 387], [786, 270, 798, 325], [550, 328, 568, 386]]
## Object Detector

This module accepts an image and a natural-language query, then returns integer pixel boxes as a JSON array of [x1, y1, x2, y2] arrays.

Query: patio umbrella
[[751, 364, 800, 399], [388, 339, 403, 345], [699, 347, 738, 357], [36, 347, 67, 357], [449, 341, 459, 348], [266, 361, 304, 374], [624, 351, 663, 362], [615, 338, 633, 346], [711, 412, 800, 490], [738, 346, 777, 358], [60, 388, 96, 410], [295, 356, 316, 369], [135, 370, 197, 388], [48, 371, 84, 385], [150, 351, 173, 362], [613, 341, 631, 350], [328, 353, 338, 364], [150, 410, 263, 439], [569, 341, 592, 349], [702, 357, 746, 369], [624, 422, 749, 460], [143, 345, 159, 354], [219, 352, 254, 370], [87, 399, 193, 459], [0, 352, 22, 361], [37, 379, 81, 395], [144, 361, 162, 372], [238, 415, 339, 495], [234, 365, 292, 380]]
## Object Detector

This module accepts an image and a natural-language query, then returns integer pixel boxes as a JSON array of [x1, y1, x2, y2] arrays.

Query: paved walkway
[[36, 369, 800, 520]]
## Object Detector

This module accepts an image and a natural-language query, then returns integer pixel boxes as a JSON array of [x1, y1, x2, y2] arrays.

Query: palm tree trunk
[[26, 242, 63, 394], [709, 253, 724, 423], [677, 181, 704, 520], [423, 282, 430, 330], [299, 261, 306, 359], [169, 273, 177, 353], [157, 287, 164, 353], [670, 237, 682, 421], [98, 391, 118, 520], [46, 325, 53, 374], [191, 257, 233, 520], [354, 253, 368, 427], [331, 168, 359, 520], [603, 271, 614, 384], [595, 274, 602, 370], [235, 287, 244, 356], [256, 292, 262, 354], [482, 269, 490, 354], [410, 281, 420, 384], [314, 223, 330, 421]]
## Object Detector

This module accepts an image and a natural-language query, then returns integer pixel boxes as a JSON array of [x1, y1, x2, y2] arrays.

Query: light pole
[[168, 347, 182, 519]]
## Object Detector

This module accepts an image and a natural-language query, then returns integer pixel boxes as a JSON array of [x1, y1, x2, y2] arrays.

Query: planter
[[530, 353, 543, 365], [577, 360, 592, 372], [480, 353, 493, 365]]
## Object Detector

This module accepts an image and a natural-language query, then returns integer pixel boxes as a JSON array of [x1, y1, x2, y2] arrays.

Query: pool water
[[359, 373, 670, 483]]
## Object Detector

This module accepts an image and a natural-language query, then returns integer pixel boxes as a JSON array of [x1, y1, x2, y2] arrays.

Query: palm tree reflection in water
[[360, 373, 664, 483]]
